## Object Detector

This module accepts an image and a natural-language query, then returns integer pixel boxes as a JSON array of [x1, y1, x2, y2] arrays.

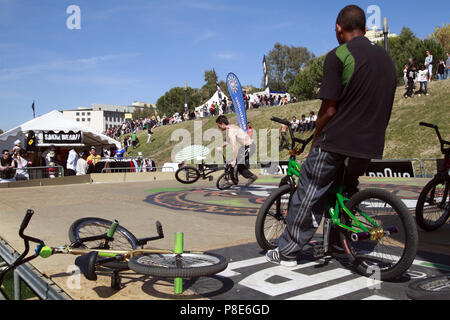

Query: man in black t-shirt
[[266, 5, 397, 267], [0, 149, 16, 183]]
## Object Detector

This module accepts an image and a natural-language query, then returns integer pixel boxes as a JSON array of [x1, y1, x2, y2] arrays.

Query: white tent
[[0, 110, 121, 151], [195, 90, 229, 116]]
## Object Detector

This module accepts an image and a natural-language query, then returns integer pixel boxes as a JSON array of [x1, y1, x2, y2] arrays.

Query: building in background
[[62, 102, 156, 133], [366, 26, 398, 43]]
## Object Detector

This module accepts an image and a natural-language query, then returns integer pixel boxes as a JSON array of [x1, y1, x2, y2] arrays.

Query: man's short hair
[[336, 5, 366, 32], [216, 115, 229, 125]]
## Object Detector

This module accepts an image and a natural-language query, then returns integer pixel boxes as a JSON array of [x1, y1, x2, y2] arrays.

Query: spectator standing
[[14, 149, 30, 181], [446, 52, 450, 80], [417, 65, 429, 96], [66, 148, 78, 176], [247, 122, 254, 139], [131, 131, 138, 149], [147, 125, 153, 143], [404, 63, 417, 98], [436, 59, 445, 80], [279, 122, 290, 151], [87, 146, 100, 166], [403, 64, 408, 87], [425, 50, 433, 82], [76, 151, 88, 176]]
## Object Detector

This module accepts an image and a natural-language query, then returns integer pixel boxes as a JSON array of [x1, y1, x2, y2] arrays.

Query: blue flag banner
[[226, 72, 248, 133]]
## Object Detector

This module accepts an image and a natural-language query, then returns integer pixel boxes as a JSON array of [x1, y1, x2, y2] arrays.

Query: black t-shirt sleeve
[[318, 50, 343, 101]]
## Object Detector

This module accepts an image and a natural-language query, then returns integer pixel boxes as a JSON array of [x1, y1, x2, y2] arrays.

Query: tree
[[429, 24, 450, 52], [265, 43, 315, 92], [156, 86, 202, 116], [290, 55, 325, 101]]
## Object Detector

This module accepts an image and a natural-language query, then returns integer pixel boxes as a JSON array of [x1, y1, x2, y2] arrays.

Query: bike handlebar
[[419, 122, 450, 155], [271, 116, 314, 153], [271, 116, 290, 126]]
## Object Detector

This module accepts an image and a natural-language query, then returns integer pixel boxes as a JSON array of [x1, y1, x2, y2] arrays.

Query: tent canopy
[[0, 110, 121, 151], [195, 90, 229, 112]]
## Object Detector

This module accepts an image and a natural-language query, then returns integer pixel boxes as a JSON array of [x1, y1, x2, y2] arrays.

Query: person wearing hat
[[76, 151, 88, 175], [87, 146, 100, 166]]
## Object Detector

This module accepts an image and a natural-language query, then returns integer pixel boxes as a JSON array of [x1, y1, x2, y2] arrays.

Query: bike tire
[[175, 167, 201, 184], [68, 217, 138, 270], [406, 275, 450, 300], [128, 252, 228, 278], [216, 172, 232, 190], [255, 184, 292, 250], [415, 175, 450, 231], [339, 188, 418, 281]]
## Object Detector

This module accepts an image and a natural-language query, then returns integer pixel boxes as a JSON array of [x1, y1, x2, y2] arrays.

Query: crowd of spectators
[[403, 50, 450, 98]]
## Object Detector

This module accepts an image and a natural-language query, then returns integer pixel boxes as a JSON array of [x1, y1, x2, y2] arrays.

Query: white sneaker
[[265, 248, 298, 267]]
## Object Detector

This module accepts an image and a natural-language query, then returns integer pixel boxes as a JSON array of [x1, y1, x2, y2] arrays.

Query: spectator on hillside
[[147, 125, 153, 143], [416, 65, 429, 96], [290, 116, 299, 131], [446, 52, 450, 79], [436, 58, 445, 80], [299, 114, 308, 132], [425, 50, 433, 82], [403, 64, 408, 87], [308, 111, 317, 130], [404, 63, 417, 99], [279, 122, 290, 151]]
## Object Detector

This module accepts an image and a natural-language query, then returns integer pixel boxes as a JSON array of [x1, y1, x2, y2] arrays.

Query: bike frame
[[273, 116, 381, 237]]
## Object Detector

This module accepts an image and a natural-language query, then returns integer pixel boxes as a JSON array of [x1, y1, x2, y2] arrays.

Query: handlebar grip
[[419, 122, 436, 129], [19, 209, 35, 237], [271, 117, 290, 126]]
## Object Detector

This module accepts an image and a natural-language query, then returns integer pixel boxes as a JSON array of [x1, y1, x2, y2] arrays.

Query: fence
[[0, 237, 70, 300]]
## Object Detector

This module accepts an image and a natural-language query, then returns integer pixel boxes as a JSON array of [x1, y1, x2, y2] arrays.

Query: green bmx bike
[[255, 117, 418, 281]]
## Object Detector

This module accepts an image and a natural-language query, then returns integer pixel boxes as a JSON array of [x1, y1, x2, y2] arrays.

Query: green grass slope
[[127, 80, 449, 166]]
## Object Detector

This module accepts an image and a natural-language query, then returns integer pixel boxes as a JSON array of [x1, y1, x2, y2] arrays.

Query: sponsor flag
[[216, 80, 223, 100], [263, 55, 270, 95], [226, 72, 247, 133], [31, 100, 35, 118]]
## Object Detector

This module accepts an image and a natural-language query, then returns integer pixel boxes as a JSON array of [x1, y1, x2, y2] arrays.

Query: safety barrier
[[0, 237, 70, 300], [100, 166, 174, 173], [2, 166, 65, 183]]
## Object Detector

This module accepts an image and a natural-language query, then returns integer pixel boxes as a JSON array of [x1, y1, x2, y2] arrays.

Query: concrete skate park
[[0, 171, 449, 300]]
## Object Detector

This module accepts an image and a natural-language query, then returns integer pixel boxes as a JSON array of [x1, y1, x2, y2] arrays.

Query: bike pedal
[[312, 244, 325, 258]]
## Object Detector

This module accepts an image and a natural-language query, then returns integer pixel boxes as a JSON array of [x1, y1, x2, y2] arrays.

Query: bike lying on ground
[[406, 274, 450, 300], [255, 117, 418, 281], [415, 122, 450, 231], [0, 210, 228, 292]]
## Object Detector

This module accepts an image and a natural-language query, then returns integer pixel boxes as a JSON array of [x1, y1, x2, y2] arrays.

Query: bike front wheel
[[339, 188, 418, 281], [216, 172, 232, 190], [128, 252, 228, 278], [415, 175, 450, 231], [255, 184, 292, 250], [69, 217, 138, 270], [175, 167, 201, 184]]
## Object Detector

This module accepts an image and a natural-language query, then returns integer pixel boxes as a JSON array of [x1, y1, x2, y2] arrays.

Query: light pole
[[383, 17, 389, 53], [184, 82, 188, 114]]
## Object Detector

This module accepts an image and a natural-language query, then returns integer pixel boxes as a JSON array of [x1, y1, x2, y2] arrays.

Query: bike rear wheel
[[69, 217, 138, 270], [339, 188, 418, 281], [128, 252, 228, 278], [175, 167, 201, 184], [415, 175, 450, 231], [255, 184, 292, 250]]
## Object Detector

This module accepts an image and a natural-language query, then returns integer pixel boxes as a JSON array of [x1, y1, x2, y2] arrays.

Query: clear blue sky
[[0, 0, 448, 131]]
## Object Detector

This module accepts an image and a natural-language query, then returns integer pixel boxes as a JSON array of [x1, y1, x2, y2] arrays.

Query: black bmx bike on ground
[[415, 122, 450, 231], [175, 156, 234, 190], [0, 210, 228, 294]]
